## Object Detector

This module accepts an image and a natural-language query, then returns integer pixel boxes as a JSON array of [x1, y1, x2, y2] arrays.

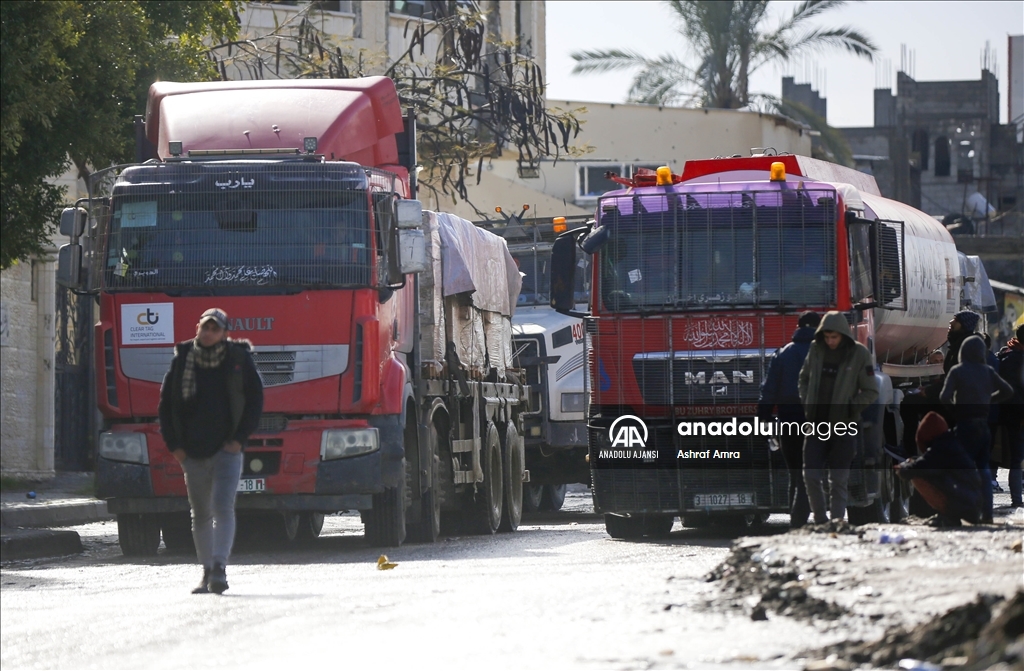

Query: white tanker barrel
[[860, 192, 962, 365]]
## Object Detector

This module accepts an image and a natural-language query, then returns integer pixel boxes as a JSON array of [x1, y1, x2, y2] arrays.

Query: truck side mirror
[[396, 199, 422, 229], [60, 207, 87, 239], [398, 229, 427, 274], [550, 232, 588, 317], [56, 243, 82, 289]]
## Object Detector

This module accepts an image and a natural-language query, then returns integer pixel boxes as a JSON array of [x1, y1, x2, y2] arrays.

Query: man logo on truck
[[609, 415, 648, 448]]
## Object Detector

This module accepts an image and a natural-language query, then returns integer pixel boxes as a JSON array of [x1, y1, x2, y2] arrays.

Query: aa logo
[[609, 415, 648, 448]]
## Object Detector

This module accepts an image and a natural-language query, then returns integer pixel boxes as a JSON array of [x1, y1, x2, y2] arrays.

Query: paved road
[[4, 485, 1020, 670], [2, 488, 830, 670]]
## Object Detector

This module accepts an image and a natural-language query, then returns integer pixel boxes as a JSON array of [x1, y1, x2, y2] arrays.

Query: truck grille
[[253, 351, 296, 386], [632, 350, 765, 405]]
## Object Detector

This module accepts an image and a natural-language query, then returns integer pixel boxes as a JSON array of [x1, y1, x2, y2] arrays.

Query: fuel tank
[[861, 192, 961, 365]]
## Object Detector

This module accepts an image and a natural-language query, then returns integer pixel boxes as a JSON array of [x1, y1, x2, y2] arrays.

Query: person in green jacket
[[798, 311, 879, 524]]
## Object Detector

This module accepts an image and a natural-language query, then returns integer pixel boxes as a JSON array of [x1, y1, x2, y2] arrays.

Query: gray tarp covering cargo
[[419, 211, 523, 379]]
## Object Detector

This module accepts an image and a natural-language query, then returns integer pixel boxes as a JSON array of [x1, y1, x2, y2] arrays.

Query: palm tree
[[570, 1, 877, 163]]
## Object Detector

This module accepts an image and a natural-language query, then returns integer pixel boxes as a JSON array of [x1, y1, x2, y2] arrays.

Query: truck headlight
[[320, 428, 379, 460], [561, 392, 586, 413], [99, 432, 149, 464]]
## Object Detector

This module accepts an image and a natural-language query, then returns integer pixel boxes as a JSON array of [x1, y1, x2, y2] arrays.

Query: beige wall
[[0, 170, 81, 477], [458, 101, 814, 221]]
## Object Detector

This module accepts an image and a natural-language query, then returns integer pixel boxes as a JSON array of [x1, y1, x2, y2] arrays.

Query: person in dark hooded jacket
[[943, 310, 980, 374], [895, 411, 984, 526], [798, 311, 878, 524], [940, 335, 1013, 523], [758, 311, 820, 527], [996, 323, 1024, 507]]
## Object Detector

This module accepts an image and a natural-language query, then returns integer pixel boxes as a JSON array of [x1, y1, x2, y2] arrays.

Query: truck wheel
[[643, 514, 675, 537], [408, 420, 442, 544], [848, 497, 891, 525], [523, 484, 544, 513], [470, 422, 503, 535], [540, 484, 567, 511], [296, 513, 325, 543], [499, 422, 524, 532], [681, 512, 712, 528], [160, 513, 194, 553], [118, 513, 161, 556], [891, 479, 912, 523], [604, 514, 645, 539], [365, 462, 407, 548]]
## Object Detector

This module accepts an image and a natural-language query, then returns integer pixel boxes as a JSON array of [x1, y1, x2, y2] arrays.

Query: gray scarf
[[182, 339, 228, 401]]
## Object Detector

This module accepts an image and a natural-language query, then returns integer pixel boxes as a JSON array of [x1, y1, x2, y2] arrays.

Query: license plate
[[237, 478, 265, 493], [694, 492, 754, 508]]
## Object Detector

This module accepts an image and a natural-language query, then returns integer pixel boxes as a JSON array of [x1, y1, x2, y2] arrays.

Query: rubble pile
[[806, 591, 1023, 669], [706, 541, 849, 622]]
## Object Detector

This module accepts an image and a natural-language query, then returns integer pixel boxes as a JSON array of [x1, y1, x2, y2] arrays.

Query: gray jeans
[[803, 434, 856, 523], [181, 450, 243, 568]]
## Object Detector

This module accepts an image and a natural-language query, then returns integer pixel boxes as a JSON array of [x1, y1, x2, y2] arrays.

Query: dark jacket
[[997, 339, 1024, 426], [896, 430, 983, 524], [158, 339, 263, 458], [943, 330, 972, 375], [758, 326, 815, 422], [798, 312, 878, 424], [939, 336, 1013, 421]]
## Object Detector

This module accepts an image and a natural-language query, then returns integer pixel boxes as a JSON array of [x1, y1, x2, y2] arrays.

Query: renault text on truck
[[58, 77, 529, 554], [548, 156, 989, 537]]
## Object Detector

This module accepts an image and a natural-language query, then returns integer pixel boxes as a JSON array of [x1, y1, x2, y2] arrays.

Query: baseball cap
[[199, 308, 229, 330]]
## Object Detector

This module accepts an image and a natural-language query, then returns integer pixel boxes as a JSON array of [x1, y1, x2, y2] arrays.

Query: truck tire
[[408, 420, 442, 544], [296, 513, 325, 543], [523, 484, 544, 513], [118, 513, 161, 556], [643, 514, 675, 537], [160, 513, 194, 553], [365, 462, 407, 547], [604, 514, 645, 539], [469, 422, 503, 535], [499, 422, 524, 532], [890, 477, 912, 523], [540, 484, 567, 511], [848, 497, 891, 525]]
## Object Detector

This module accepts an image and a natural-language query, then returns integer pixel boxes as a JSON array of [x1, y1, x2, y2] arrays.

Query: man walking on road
[[798, 311, 878, 524], [158, 308, 263, 594], [758, 311, 820, 528]]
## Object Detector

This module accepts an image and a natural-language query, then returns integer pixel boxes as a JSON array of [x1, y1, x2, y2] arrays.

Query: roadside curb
[[1, 500, 113, 529], [1, 529, 84, 561]]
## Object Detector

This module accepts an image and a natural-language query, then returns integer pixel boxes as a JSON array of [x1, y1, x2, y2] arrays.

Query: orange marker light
[[522, 204, 530, 211], [495, 206, 503, 213], [656, 166, 673, 186], [770, 162, 786, 182], [553, 216, 567, 233]]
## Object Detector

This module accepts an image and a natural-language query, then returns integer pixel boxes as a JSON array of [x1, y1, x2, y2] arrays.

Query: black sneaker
[[191, 567, 211, 594], [209, 563, 229, 595]]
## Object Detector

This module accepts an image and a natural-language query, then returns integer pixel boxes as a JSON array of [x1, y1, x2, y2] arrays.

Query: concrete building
[[836, 68, 1021, 226]]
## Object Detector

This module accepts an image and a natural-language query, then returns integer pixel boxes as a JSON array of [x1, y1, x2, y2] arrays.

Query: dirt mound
[[705, 542, 848, 622], [805, 592, 1024, 669]]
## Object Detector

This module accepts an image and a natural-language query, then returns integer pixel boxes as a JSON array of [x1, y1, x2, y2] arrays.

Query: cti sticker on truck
[[121, 303, 175, 345]]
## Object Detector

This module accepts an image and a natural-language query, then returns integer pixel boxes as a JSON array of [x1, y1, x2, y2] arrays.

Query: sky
[[545, 0, 1023, 128]]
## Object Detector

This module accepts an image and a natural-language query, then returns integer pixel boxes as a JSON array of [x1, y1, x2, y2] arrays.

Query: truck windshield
[[103, 188, 372, 292], [513, 248, 589, 306], [597, 188, 836, 311]]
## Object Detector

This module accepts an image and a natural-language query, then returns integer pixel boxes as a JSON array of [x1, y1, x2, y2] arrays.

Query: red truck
[[549, 155, 986, 537], [57, 77, 528, 554]]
